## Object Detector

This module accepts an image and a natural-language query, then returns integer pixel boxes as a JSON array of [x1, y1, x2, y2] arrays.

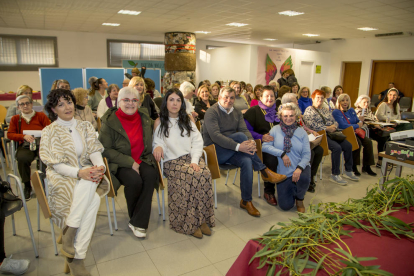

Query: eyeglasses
[[121, 98, 139, 104], [18, 102, 32, 107], [22, 92, 33, 95]]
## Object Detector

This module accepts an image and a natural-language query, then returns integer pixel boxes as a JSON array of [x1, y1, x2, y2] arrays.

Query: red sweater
[[115, 109, 144, 164], [7, 112, 51, 142]]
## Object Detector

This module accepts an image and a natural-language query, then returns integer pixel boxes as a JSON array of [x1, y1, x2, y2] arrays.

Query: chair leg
[[162, 190, 165, 221], [105, 196, 113, 236], [232, 169, 238, 185], [320, 156, 324, 180], [156, 191, 161, 216], [9, 174, 38, 258], [214, 179, 217, 209], [37, 201, 40, 231], [0, 153, 7, 180], [225, 170, 230, 185], [50, 219, 58, 256], [257, 172, 261, 198], [11, 214, 16, 236], [111, 198, 118, 231], [341, 152, 344, 175]]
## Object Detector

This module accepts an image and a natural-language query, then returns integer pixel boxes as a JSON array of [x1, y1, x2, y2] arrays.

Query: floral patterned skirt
[[163, 154, 215, 235]]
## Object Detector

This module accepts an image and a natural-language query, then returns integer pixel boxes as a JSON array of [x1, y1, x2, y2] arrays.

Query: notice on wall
[[316, 65, 322, 74], [256, 47, 296, 85]]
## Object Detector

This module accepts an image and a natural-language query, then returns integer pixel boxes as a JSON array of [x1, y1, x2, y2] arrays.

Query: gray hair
[[335, 93, 351, 109], [277, 103, 301, 120], [354, 95, 370, 108], [16, 95, 32, 106], [281, 93, 298, 104], [179, 81, 195, 97], [219, 86, 235, 96], [118, 87, 140, 102], [88, 76, 98, 87]]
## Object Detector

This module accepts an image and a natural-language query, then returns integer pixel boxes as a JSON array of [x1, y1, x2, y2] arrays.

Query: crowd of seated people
[[3, 72, 413, 275]]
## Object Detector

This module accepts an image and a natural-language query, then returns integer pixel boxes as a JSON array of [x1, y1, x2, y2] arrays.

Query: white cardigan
[[97, 99, 117, 118], [153, 117, 203, 164]]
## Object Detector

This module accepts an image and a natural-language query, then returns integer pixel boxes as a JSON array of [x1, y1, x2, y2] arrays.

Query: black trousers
[[115, 162, 156, 229], [368, 128, 390, 161], [310, 145, 324, 184], [262, 152, 278, 195], [16, 146, 45, 184], [0, 203, 5, 262], [353, 136, 375, 167]]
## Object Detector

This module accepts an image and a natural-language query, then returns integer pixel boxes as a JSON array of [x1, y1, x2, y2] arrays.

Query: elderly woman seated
[[73, 88, 97, 130], [6, 85, 42, 123], [99, 87, 158, 239], [354, 95, 390, 168], [230, 81, 249, 113], [332, 94, 376, 176], [97, 84, 119, 118], [179, 81, 198, 121], [303, 90, 358, 185], [262, 103, 310, 212], [40, 89, 109, 276], [153, 88, 215, 239], [7, 95, 50, 200]]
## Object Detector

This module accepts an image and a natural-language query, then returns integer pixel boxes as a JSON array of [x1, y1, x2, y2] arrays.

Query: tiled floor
[[4, 150, 412, 276]]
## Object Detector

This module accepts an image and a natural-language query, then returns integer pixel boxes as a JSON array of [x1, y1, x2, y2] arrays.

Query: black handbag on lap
[[0, 177, 23, 217], [312, 107, 347, 142]]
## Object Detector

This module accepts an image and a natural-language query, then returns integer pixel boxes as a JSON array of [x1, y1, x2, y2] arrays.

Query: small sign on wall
[[315, 65, 322, 74]]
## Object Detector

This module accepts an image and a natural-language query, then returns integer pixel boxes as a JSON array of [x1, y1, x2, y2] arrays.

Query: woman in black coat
[[194, 85, 216, 120]]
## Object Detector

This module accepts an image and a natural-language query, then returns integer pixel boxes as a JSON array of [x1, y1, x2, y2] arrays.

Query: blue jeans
[[327, 136, 353, 175], [277, 165, 311, 211], [215, 132, 266, 201]]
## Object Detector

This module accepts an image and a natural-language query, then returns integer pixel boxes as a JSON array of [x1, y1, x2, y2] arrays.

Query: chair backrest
[[401, 112, 414, 120], [103, 158, 116, 197], [97, 117, 102, 133], [1, 138, 9, 168], [370, 94, 380, 107], [156, 161, 165, 190], [202, 144, 221, 180], [153, 97, 163, 110], [0, 105, 6, 124], [341, 126, 359, 151], [31, 171, 52, 219], [399, 97, 411, 109], [317, 130, 329, 156], [254, 139, 263, 162]]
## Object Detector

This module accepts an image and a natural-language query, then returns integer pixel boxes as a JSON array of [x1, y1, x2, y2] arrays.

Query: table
[[227, 207, 414, 276], [378, 152, 414, 185], [0, 92, 42, 101]]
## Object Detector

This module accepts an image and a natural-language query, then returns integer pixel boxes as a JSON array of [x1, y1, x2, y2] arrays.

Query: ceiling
[[1, 0, 414, 46]]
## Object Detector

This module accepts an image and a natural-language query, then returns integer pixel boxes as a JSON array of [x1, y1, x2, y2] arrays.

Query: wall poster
[[256, 47, 296, 85]]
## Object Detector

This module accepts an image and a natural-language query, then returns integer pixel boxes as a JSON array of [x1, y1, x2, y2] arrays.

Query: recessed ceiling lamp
[[357, 27, 378, 31], [226, 23, 248, 27], [279, 10, 304, 16], [102, 23, 120, 26], [263, 38, 277, 41], [303, 34, 319, 37], [195, 31, 211, 34], [118, 10, 141, 15]]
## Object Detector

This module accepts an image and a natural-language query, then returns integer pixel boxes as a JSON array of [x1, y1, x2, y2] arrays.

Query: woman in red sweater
[[7, 95, 50, 200]]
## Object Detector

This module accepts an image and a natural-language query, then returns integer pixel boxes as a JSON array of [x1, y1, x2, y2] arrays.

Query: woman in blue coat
[[297, 86, 312, 114], [332, 94, 376, 176]]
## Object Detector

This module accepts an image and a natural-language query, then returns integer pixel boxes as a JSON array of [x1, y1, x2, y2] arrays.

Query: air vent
[[375, 32, 413, 38]]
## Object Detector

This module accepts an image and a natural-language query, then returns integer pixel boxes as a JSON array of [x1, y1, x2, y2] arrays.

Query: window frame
[[0, 34, 58, 71], [106, 39, 164, 68]]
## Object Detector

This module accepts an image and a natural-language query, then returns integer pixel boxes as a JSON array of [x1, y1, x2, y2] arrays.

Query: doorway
[[342, 62, 362, 105], [299, 61, 314, 91]]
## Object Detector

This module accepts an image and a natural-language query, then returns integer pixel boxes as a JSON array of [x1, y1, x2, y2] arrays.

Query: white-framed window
[[107, 40, 164, 67], [0, 35, 58, 71]]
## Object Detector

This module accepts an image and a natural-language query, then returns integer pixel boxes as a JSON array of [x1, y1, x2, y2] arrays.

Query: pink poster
[[256, 46, 295, 85]]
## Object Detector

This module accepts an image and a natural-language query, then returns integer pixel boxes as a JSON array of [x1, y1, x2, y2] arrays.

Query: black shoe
[[307, 182, 316, 193], [24, 185, 32, 201], [352, 168, 361, 176], [363, 166, 377, 176], [376, 162, 382, 168]]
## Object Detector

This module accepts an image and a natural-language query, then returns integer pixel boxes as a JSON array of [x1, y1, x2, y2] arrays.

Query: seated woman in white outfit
[[40, 89, 110, 276], [97, 84, 119, 118], [153, 88, 215, 239]]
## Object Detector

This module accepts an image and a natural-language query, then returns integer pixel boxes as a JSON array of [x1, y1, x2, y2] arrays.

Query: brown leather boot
[[200, 223, 211, 236], [64, 258, 91, 276], [261, 168, 287, 184], [61, 226, 77, 258], [264, 193, 277, 206], [192, 228, 203, 239], [296, 199, 305, 213], [240, 200, 261, 217]]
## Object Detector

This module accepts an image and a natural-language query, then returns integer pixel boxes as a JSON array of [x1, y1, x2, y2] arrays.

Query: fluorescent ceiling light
[[357, 27, 378, 31], [279, 10, 304, 16], [102, 23, 120, 26], [195, 31, 211, 34], [263, 38, 277, 41], [118, 10, 141, 15], [226, 22, 248, 27], [303, 34, 319, 37]]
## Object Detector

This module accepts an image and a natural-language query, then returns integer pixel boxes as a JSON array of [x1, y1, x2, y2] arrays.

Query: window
[[0, 35, 58, 71], [206, 45, 225, 50], [107, 40, 164, 67]]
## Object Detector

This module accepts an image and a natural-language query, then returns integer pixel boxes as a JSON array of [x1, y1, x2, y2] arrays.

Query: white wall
[[296, 36, 414, 96]]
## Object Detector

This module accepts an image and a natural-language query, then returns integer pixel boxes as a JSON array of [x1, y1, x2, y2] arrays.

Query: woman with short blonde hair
[[129, 77, 158, 120], [73, 88, 97, 130]]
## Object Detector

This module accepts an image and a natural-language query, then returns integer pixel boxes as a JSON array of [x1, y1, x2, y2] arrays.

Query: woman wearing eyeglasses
[[99, 87, 158, 239], [6, 85, 42, 123]]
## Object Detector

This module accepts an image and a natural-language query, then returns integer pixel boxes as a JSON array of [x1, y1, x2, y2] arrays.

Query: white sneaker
[[128, 223, 147, 238], [329, 175, 347, 186], [0, 255, 30, 275], [343, 171, 360, 182]]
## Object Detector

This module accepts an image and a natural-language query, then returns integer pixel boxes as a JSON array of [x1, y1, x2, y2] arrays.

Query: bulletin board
[[85, 68, 125, 89]]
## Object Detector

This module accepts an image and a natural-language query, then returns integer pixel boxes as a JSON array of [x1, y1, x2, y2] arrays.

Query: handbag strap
[[340, 110, 352, 124], [312, 106, 327, 125]]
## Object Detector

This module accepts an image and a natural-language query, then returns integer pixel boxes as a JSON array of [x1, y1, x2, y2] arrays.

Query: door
[[299, 61, 314, 91], [342, 62, 362, 106]]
